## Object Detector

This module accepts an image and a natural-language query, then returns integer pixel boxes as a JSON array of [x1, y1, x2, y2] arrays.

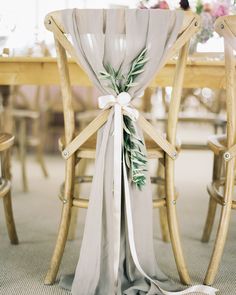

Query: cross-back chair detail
[[44, 10, 200, 286], [201, 15, 236, 286]]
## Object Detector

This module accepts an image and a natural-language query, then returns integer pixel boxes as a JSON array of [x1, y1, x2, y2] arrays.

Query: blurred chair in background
[[0, 89, 18, 244], [142, 86, 226, 150], [11, 85, 48, 192]]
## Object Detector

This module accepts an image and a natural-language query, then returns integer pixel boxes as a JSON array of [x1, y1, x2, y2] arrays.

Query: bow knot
[[98, 92, 139, 121]]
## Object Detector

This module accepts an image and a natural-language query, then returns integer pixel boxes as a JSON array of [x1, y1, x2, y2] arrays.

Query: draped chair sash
[[52, 8, 218, 295]]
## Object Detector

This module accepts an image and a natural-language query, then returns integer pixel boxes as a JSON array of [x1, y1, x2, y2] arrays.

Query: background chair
[[142, 86, 227, 151], [43, 10, 200, 286], [11, 85, 48, 192], [0, 132, 18, 245], [201, 15, 236, 285]]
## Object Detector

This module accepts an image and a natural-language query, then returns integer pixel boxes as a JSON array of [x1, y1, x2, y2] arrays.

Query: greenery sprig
[[100, 48, 148, 190], [123, 115, 147, 190], [100, 48, 148, 94]]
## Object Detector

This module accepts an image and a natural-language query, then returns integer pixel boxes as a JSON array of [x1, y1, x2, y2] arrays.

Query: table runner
[[59, 8, 218, 295]]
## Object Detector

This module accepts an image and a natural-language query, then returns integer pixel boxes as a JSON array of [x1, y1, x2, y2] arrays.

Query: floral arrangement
[[139, 0, 234, 45], [100, 48, 148, 190], [194, 0, 232, 44], [139, 0, 169, 9]]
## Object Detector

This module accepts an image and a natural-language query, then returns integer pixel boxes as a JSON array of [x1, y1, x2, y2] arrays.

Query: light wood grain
[[0, 136, 19, 244], [0, 55, 230, 89], [202, 17, 236, 285]]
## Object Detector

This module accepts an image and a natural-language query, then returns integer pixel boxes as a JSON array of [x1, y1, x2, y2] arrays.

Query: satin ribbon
[[123, 161, 218, 295], [99, 92, 218, 295], [98, 92, 139, 292], [98, 92, 139, 121]]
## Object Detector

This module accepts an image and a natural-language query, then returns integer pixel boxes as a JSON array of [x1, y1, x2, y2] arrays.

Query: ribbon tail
[[113, 104, 122, 292], [122, 161, 218, 295]]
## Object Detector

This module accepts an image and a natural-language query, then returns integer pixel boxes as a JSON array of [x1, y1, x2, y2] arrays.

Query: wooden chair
[[44, 10, 200, 285], [201, 15, 236, 285], [11, 85, 48, 192], [143, 87, 226, 150], [0, 133, 18, 244]]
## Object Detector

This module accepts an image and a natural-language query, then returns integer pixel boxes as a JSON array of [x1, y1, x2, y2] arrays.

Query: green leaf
[[101, 48, 149, 190], [125, 151, 131, 168], [130, 69, 144, 75], [126, 82, 138, 88], [100, 71, 110, 77], [123, 122, 131, 135], [136, 57, 149, 65]]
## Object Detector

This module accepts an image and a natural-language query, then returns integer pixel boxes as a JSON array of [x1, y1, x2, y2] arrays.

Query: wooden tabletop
[[0, 53, 228, 89]]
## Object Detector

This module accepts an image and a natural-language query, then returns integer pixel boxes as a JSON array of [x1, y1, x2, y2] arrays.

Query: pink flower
[[203, 3, 212, 13], [139, 0, 170, 9], [158, 1, 169, 9], [211, 1, 230, 18]]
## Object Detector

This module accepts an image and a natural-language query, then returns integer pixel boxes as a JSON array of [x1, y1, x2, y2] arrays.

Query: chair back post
[[165, 13, 200, 146], [53, 35, 75, 145], [224, 41, 236, 148], [215, 16, 236, 148], [166, 41, 189, 145]]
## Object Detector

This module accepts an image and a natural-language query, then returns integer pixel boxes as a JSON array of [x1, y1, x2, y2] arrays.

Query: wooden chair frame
[[201, 15, 236, 285], [11, 86, 48, 192], [0, 133, 18, 245], [44, 10, 200, 286]]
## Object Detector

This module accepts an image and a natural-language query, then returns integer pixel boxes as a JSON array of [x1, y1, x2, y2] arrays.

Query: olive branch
[[100, 48, 148, 189]]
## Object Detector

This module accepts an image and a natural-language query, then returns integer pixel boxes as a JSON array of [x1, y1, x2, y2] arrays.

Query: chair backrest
[[215, 16, 236, 147], [44, 9, 200, 147]]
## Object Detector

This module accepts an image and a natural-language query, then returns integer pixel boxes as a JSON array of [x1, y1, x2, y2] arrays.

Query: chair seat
[[0, 133, 14, 152], [207, 179, 236, 210], [27, 136, 40, 147], [144, 112, 226, 125], [14, 136, 40, 147], [13, 109, 40, 120], [207, 134, 226, 155]]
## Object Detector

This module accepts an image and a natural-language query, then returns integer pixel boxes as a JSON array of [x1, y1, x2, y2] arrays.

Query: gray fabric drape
[[61, 8, 184, 295]]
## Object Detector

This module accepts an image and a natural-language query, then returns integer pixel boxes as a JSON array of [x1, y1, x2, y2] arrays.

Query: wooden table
[[0, 54, 227, 89]]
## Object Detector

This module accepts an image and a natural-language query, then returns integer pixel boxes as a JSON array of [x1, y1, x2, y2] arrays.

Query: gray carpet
[[0, 147, 235, 294]]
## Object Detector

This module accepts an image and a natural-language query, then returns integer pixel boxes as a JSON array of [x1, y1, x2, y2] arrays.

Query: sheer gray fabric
[[61, 8, 184, 295], [61, 9, 183, 98]]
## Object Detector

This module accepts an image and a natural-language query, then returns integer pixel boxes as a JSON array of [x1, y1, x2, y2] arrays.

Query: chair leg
[[204, 160, 234, 286], [3, 191, 19, 244], [201, 197, 217, 243], [202, 154, 222, 243], [68, 206, 79, 241], [68, 158, 87, 241], [44, 158, 75, 285], [157, 162, 170, 242], [19, 118, 28, 192], [2, 149, 18, 244], [165, 157, 191, 285], [36, 143, 48, 178]]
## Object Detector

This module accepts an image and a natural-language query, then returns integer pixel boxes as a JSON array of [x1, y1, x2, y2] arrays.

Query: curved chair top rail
[[45, 9, 198, 35], [215, 15, 236, 51], [44, 9, 200, 64]]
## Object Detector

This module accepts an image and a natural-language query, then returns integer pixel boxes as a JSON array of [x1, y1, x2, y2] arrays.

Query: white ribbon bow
[[98, 92, 139, 122], [98, 92, 138, 291]]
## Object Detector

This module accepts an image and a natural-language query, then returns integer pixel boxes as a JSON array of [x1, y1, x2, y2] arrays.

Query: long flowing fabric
[[59, 9, 218, 295]]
